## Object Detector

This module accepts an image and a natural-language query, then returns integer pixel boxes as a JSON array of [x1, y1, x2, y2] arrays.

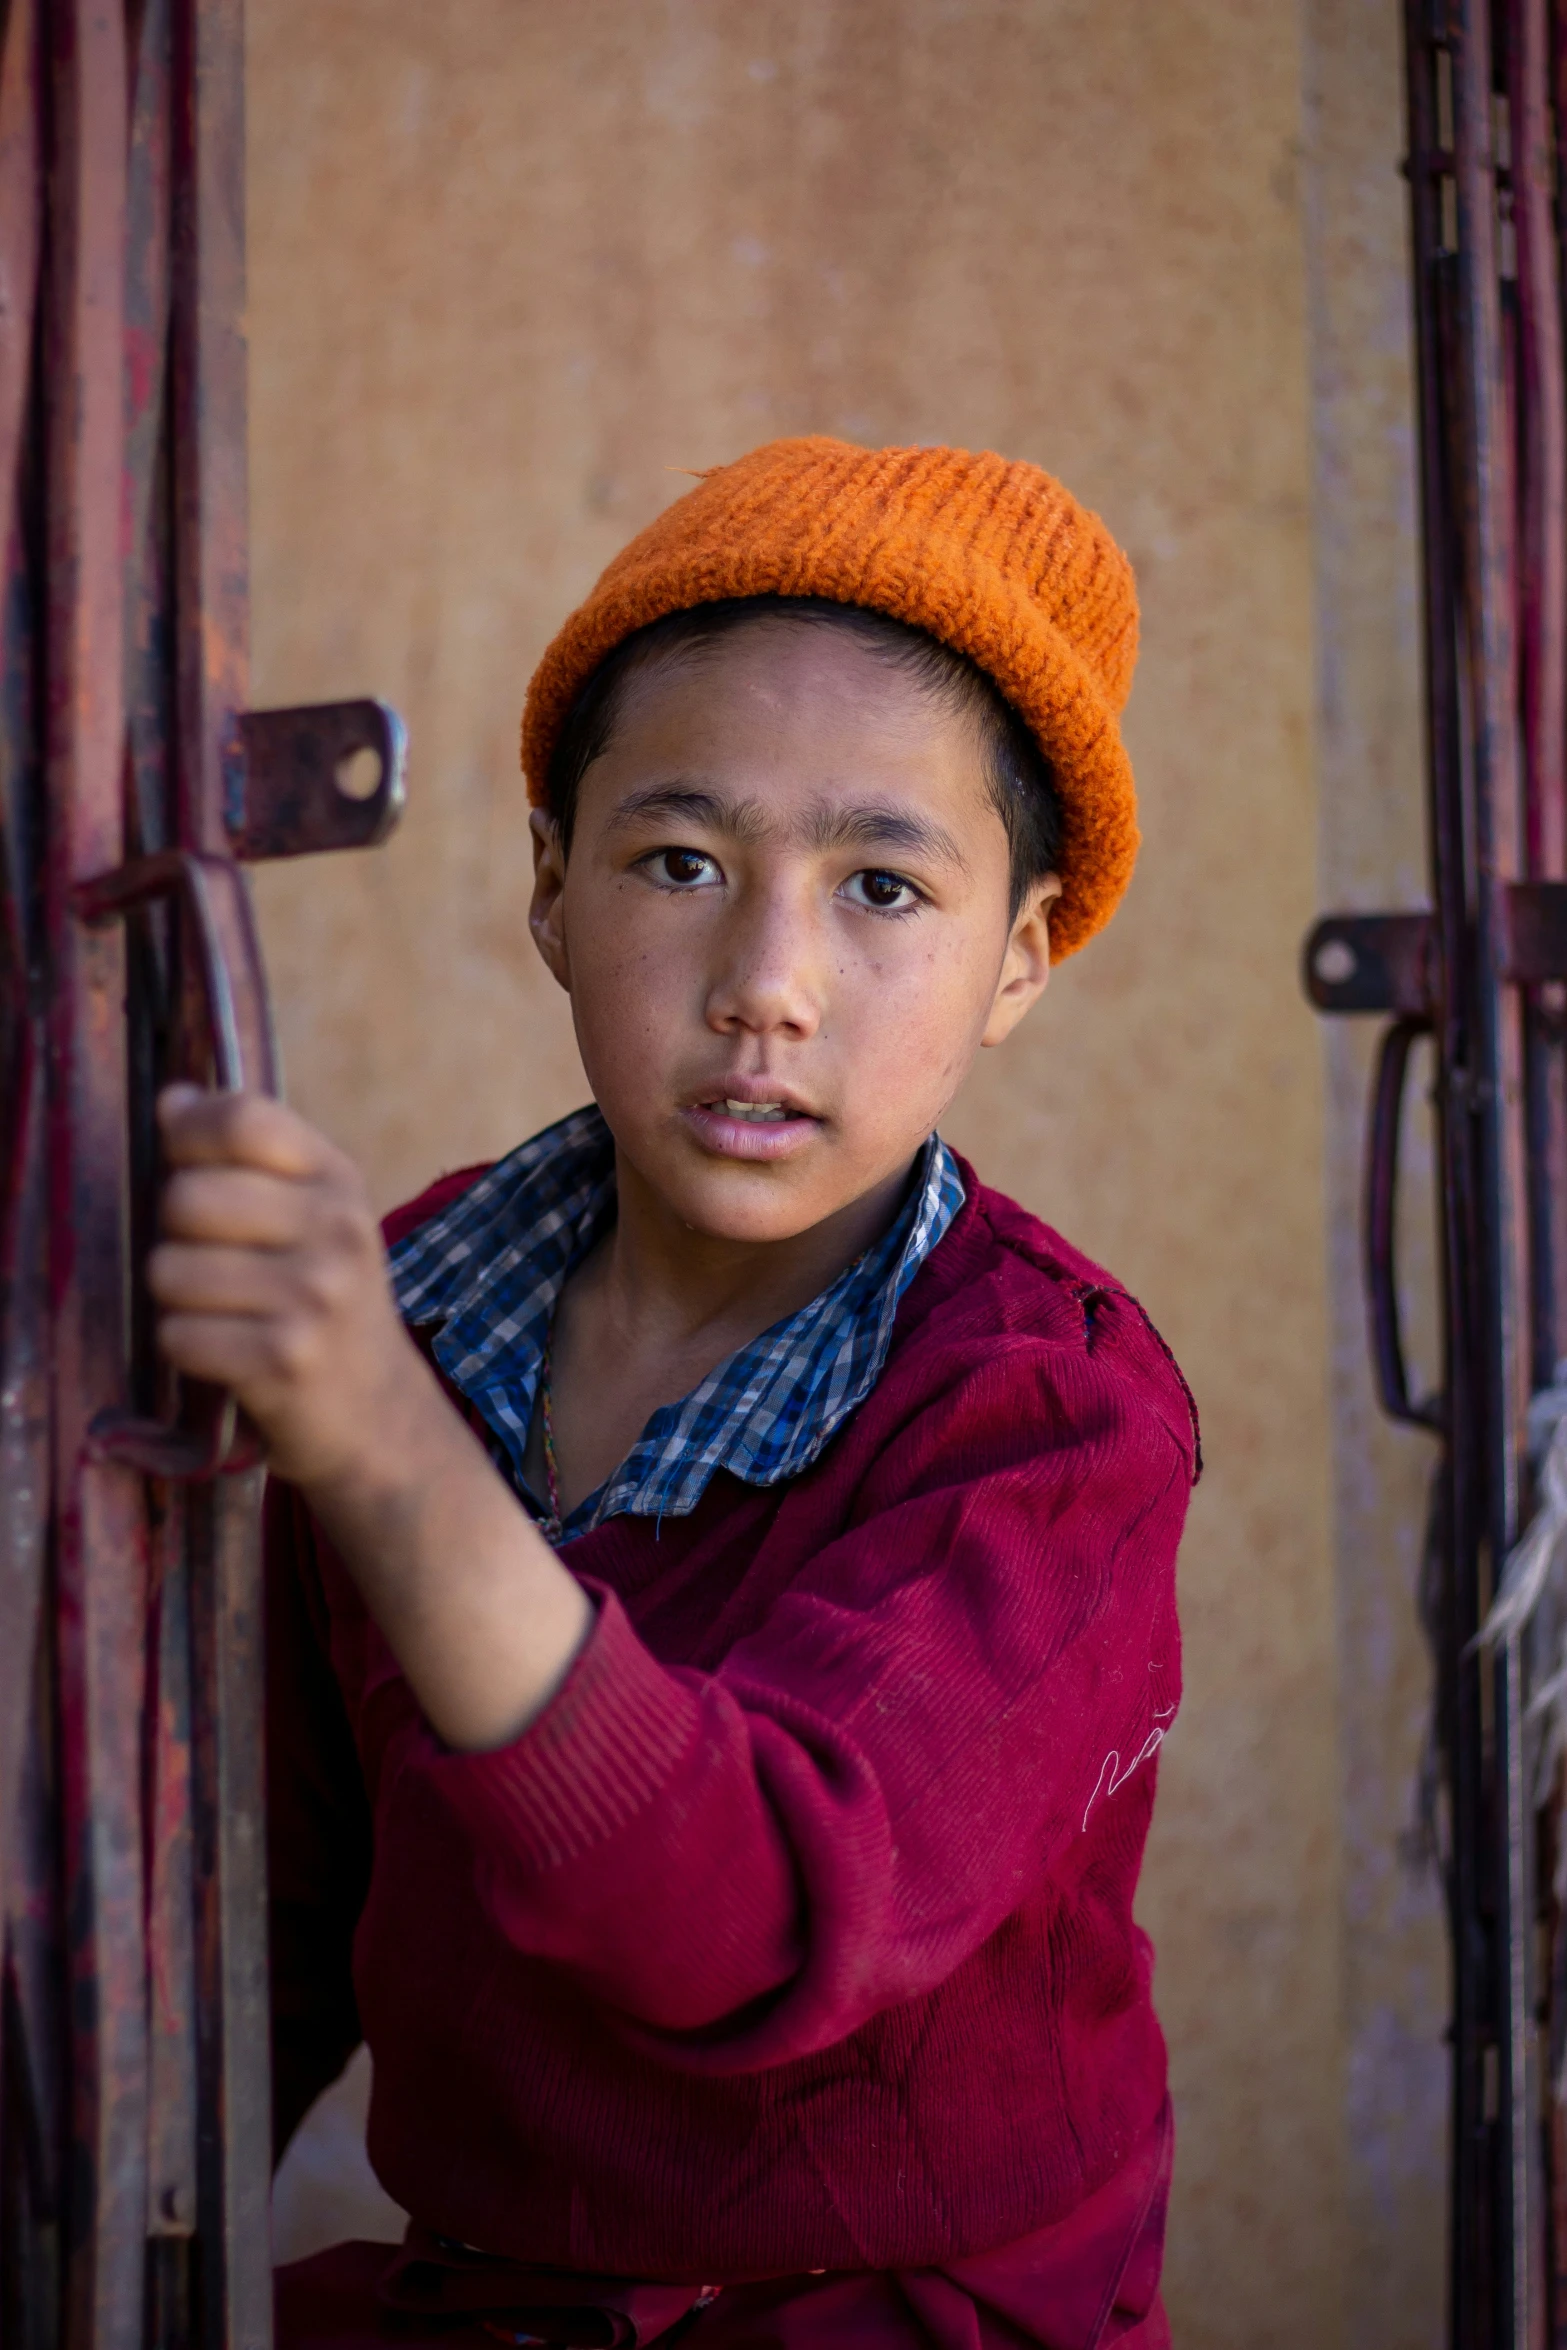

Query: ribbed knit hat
[[522, 436, 1140, 958]]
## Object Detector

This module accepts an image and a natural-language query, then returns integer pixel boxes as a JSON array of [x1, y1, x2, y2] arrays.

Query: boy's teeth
[[724, 1099, 788, 1122]]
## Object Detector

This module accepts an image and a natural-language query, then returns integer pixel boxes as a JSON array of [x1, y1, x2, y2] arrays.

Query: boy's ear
[[528, 808, 572, 993], [980, 873, 1062, 1049]]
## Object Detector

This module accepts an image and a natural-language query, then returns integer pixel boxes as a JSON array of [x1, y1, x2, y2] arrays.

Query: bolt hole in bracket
[[1302, 884, 1567, 1431], [73, 699, 407, 1478], [226, 697, 408, 861]]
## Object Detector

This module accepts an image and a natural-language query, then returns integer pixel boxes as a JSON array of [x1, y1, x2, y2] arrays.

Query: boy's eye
[[841, 868, 920, 914], [645, 847, 720, 888]]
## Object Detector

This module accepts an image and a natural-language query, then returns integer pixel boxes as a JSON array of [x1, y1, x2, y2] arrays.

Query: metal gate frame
[[0, 3, 404, 2342], [1306, 1, 1567, 2341]]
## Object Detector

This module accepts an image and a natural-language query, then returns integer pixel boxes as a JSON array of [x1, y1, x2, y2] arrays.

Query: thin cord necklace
[[538, 1319, 564, 1541]]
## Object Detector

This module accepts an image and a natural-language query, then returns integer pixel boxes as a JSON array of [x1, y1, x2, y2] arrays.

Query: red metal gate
[[0, 3, 403, 2341], [1306, 1, 1567, 2341]]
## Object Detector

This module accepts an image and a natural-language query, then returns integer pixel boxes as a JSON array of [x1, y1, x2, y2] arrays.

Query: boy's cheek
[[568, 957, 690, 1102], [569, 905, 990, 1142]]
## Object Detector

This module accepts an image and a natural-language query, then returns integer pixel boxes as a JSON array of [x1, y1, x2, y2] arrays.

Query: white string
[[1473, 1368, 1567, 1651]]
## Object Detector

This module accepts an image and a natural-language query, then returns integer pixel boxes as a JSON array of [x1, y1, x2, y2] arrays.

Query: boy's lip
[[680, 1080, 824, 1162]]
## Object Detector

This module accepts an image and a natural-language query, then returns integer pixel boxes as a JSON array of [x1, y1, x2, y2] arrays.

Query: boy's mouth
[[682, 1088, 823, 1161], [720, 1099, 790, 1124]]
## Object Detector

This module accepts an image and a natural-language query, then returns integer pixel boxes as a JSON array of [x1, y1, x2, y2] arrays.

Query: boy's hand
[[149, 1085, 425, 1494], [150, 1084, 593, 1752]]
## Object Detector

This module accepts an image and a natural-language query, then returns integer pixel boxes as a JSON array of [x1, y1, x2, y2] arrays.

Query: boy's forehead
[[583, 622, 998, 830]]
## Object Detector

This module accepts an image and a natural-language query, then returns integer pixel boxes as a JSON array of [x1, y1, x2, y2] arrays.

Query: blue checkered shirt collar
[[388, 1104, 965, 1541]]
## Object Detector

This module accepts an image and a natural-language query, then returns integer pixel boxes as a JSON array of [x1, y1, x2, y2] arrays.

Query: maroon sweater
[[267, 1164, 1196, 2287]]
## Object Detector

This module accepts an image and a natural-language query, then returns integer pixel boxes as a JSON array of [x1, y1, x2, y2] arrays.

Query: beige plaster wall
[[249, 4, 1378, 2340], [1302, 5, 1447, 2343]]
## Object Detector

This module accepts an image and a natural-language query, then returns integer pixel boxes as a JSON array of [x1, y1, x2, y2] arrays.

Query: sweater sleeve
[[265, 1481, 375, 2158], [406, 1327, 1190, 2073]]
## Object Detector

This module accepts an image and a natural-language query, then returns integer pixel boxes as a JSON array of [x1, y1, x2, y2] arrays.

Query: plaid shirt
[[388, 1104, 965, 1541]]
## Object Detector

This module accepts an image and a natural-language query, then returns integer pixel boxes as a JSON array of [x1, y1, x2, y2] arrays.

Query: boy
[[152, 438, 1197, 2347]]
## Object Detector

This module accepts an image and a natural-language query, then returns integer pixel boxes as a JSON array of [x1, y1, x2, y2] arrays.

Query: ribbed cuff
[[424, 1586, 703, 1872]]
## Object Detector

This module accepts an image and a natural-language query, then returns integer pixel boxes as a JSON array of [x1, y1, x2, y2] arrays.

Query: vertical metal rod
[[42, 5, 151, 2348], [0, 0, 47, 2160], [173, 0, 248, 857], [191, 1480, 272, 2350], [1453, 0, 1541, 2335], [171, 3, 273, 2342], [124, 0, 176, 867], [6, 1626, 68, 2347], [1518, 0, 1567, 883], [145, 1499, 198, 2249], [0, 0, 41, 509], [1510, 3, 1567, 2331], [1403, 6, 1496, 2335]]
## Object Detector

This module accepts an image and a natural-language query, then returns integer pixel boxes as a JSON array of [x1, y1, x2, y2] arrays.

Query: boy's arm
[[150, 1086, 594, 1752]]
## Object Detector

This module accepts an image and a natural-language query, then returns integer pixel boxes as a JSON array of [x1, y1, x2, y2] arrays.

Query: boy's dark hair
[[544, 596, 1063, 920]]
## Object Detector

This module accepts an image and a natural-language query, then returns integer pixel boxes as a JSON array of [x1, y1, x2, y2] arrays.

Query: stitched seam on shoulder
[[974, 1199, 1200, 1480]]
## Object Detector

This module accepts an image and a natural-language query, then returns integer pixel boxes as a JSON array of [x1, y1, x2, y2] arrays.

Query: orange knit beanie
[[522, 436, 1140, 958]]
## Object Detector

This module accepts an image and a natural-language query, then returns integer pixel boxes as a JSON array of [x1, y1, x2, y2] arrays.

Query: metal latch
[[1304, 882, 1567, 1017], [1301, 881, 1567, 1435]]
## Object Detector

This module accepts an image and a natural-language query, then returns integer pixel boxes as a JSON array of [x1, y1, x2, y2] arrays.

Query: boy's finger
[[155, 1308, 284, 1390], [156, 1086, 330, 1179], [158, 1164, 314, 1249], [147, 1239, 292, 1317]]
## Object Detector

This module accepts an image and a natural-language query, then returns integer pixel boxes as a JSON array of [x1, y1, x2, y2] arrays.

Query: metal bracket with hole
[[1304, 911, 1436, 1016], [225, 698, 407, 862], [1304, 883, 1567, 1017]]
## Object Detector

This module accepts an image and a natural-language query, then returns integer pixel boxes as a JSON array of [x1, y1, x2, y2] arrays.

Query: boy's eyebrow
[[606, 783, 969, 870], [605, 785, 768, 842], [805, 799, 970, 871]]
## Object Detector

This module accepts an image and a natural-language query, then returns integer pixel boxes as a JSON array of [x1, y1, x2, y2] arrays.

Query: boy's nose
[[703, 896, 824, 1041]]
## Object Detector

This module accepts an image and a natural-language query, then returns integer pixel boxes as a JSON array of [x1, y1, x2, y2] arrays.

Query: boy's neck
[[577, 1145, 919, 1365], [537, 1143, 925, 1521]]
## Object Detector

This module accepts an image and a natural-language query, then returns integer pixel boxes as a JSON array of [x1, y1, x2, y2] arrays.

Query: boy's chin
[[659, 1164, 848, 1248], [618, 1129, 881, 1248]]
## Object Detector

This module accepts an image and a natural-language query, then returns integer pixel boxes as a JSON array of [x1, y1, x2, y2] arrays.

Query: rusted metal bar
[[6, 1632, 68, 2346], [172, 0, 246, 858], [145, 1500, 198, 2250], [124, 0, 175, 869], [1511, 0, 1567, 1379], [1304, 884, 1567, 1015], [190, 1475, 271, 2350], [0, 3, 407, 2337], [1509, 3, 1567, 2334], [1309, 0, 1567, 2325], [1311, 0, 1559, 2335], [1365, 1016, 1444, 1431], [75, 849, 277, 1092], [78, 848, 275, 1483], [0, 0, 40, 515], [1391, 30, 1494, 2318], [170, 11, 275, 2335], [1454, 0, 1546, 2323], [43, 5, 151, 2345], [0, 0, 48, 2241]]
